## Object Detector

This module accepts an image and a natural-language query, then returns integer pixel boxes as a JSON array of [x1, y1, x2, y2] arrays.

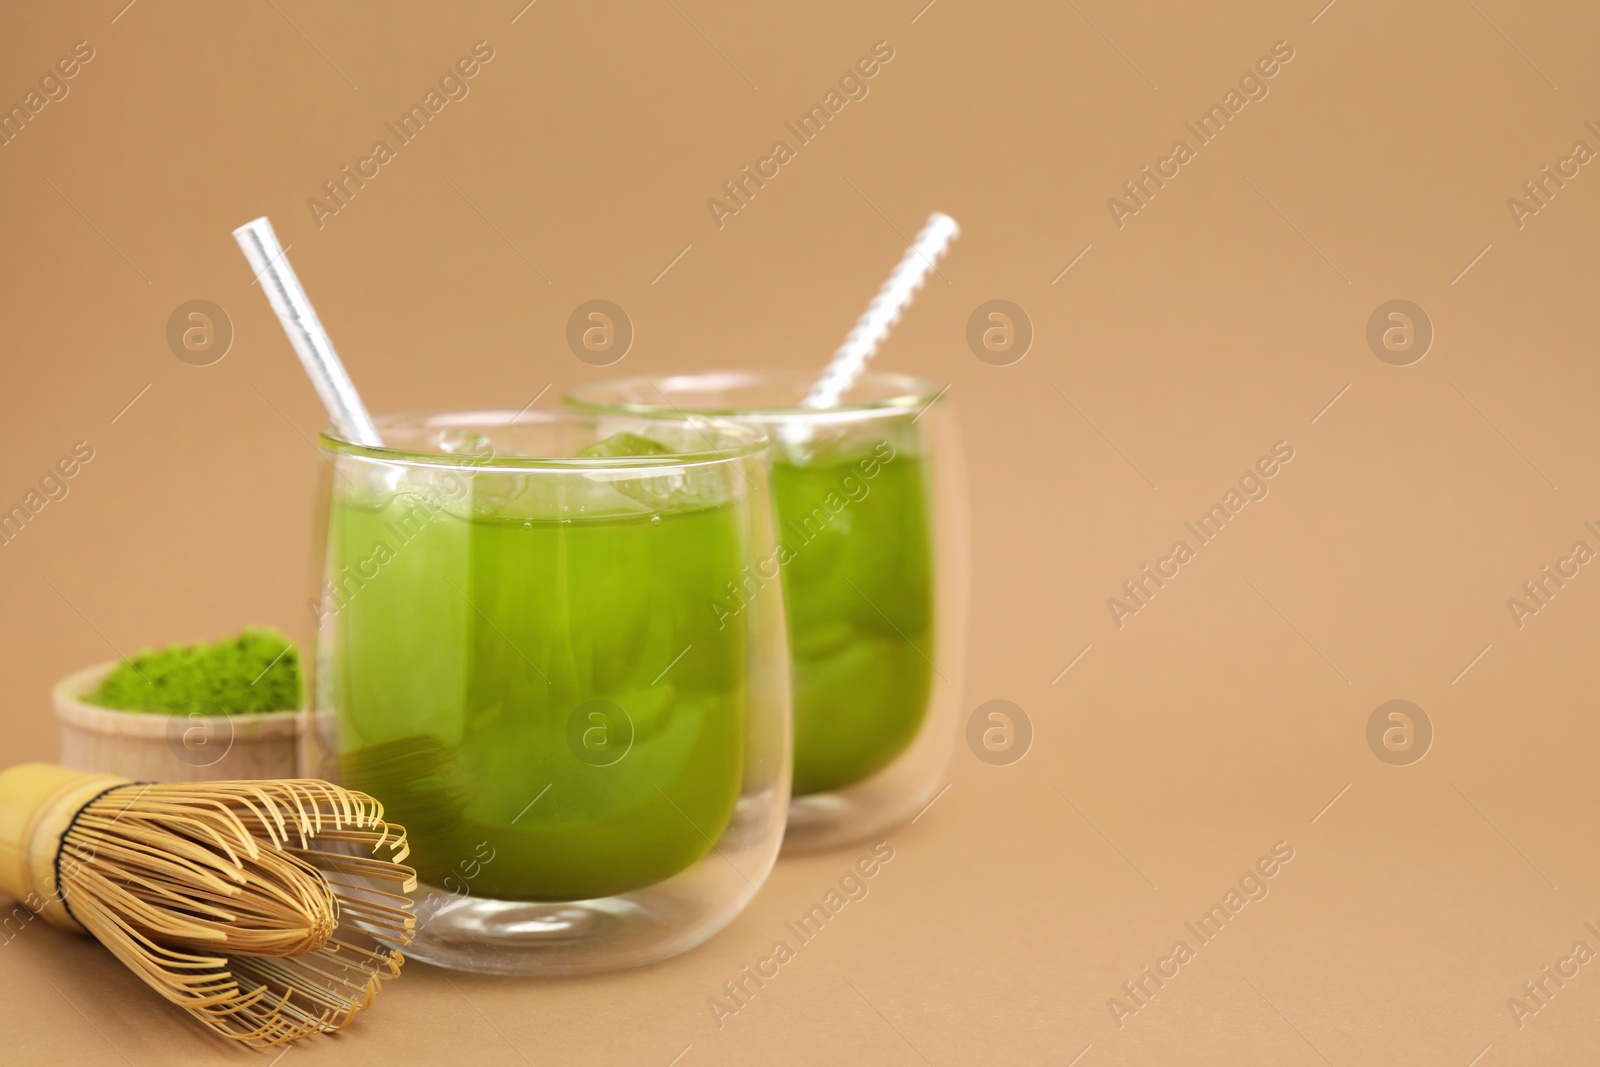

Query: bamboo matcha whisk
[[0, 763, 416, 1048]]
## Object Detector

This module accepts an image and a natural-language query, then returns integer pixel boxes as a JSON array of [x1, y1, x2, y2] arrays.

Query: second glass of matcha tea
[[568, 372, 969, 850]]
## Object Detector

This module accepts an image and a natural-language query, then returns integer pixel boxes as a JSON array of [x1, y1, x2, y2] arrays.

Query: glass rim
[[565, 370, 944, 424], [317, 408, 768, 471]]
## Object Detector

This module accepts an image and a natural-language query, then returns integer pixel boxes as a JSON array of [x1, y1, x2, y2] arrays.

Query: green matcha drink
[[321, 435, 752, 903], [765, 440, 934, 795], [567, 372, 965, 853]]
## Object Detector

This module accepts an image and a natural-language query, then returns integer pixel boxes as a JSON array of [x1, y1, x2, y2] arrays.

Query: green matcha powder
[[85, 627, 303, 715]]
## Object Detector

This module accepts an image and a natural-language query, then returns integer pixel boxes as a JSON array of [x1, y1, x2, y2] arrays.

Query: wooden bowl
[[53, 662, 309, 782]]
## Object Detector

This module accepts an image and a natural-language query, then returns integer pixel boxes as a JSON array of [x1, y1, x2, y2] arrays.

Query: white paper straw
[[232, 216, 383, 447], [802, 212, 959, 409]]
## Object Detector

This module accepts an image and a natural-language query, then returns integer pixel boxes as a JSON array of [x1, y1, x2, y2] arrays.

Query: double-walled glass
[[568, 373, 969, 852], [309, 411, 790, 974]]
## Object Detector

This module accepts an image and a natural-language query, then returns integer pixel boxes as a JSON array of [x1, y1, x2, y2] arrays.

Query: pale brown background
[[2, 0, 1598, 1063]]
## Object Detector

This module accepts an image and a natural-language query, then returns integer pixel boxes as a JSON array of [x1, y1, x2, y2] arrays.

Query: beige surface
[[2, 0, 1599, 1063]]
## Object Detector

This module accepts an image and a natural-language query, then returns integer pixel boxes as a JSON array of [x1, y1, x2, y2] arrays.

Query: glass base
[[399, 790, 785, 975], [404, 882, 737, 976], [781, 775, 946, 853]]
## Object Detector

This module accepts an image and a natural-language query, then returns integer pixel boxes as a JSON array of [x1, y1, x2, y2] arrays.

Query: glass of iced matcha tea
[[567, 373, 968, 851], [310, 410, 790, 975]]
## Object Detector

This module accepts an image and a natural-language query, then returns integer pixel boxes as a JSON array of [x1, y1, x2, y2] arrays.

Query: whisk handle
[[0, 764, 127, 932]]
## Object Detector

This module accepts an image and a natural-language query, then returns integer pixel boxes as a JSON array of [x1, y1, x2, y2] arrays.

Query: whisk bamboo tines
[[0, 763, 416, 1048]]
